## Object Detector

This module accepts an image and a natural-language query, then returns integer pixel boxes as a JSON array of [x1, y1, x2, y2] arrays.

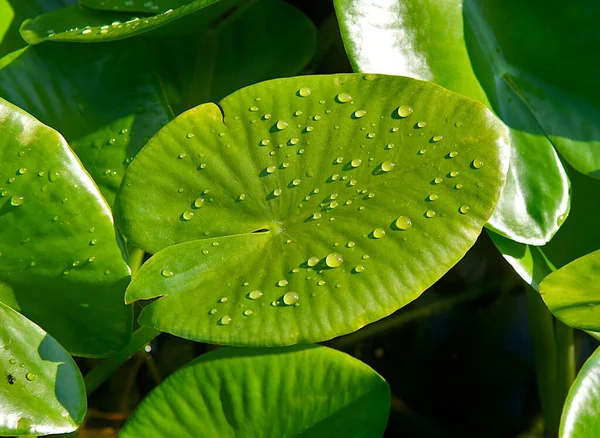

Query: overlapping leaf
[[120, 345, 390, 437], [116, 73, 509, 345], [0, 97, 131, 357], [0, 302, 86, 436], [0, 39, 172, 206], [333, 0, 600, 245]]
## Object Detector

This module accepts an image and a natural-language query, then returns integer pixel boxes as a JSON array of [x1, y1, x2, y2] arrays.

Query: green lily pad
[[81, 0, 192, 14], [120, 345, 390, 437], [20, 0, 240, 44], [334, 0, 577, 245], [145, 0, 317, 114], [560, 345, 600, 437], [116, 73, 509, 345], [0, 40, 172, 206], [0, 97, 131, 357], [0, 301, 86, 436], [539, 250, 600, 331]]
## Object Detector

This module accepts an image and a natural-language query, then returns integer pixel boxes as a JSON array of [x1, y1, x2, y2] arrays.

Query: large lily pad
[[539, 250, 600, 331], [560, 345, 600, 437], [120, 345, 390, 437], [20, 0, 240, 44], [0, 302, 86, 436], [0, 97, 131, 357], [116, 73, 509, 345], [0, 39, 172, 206], [334, 0, 585, 245]]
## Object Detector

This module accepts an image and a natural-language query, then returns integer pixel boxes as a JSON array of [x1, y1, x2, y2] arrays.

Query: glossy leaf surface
[[120, 345, 390, 437], [539, 250, 600, 331], [145, 0, 317, 114], [20, 0, 240, 44], [0, 97, 131, 357], [116, 74, 509, 345], [0, 301, 86, 436], [0, 40, 172, 206], [334, 0, 588, 245], [81, 0, 192, 13], [561, 346, 600, 437]]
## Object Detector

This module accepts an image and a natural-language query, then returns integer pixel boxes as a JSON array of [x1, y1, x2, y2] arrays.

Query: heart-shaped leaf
[[0, 97, 131, 357], [0, 301, 86, 436], [334, 0, 578, 245], [539, 249, 600, 331], [120, 345, 390, 438], [81, 0, 192, 14], [560, 345, 600, 437], [0, 40, 172, 206], [20, 0, 240, 44], [145, 0, 317, 115], [116, 73, 509, 345]]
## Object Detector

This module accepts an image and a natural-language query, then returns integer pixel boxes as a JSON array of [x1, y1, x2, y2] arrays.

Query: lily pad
[[116, 73, 509, 345], [120, 345, 390, 438], [0, 301, 86, 436], [0, 97, 131, 357], [20, 0, 240, 44], [334, 0, 578, 245], [0, 40, 172, 206], [539, 250, 600, 331], [560, 345, 600, 437]]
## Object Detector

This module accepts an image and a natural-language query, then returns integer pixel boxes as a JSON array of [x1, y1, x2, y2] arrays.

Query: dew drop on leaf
[[395, 216, 412, 230], [283, 292, 299, 305], [325, 253, 344, 268]]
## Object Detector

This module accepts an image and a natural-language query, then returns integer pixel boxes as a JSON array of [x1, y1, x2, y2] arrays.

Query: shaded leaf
[[0, 301, 86, 436], [120, 345, 390, 438], [0, 39, 172, 206], [0, 97, 131, 357], [20, 0, 240, 44], [560, 345, 600, 437], [145, 0, 317, 114], [116, 73, 509, 345], [334, 0, 580, 244]]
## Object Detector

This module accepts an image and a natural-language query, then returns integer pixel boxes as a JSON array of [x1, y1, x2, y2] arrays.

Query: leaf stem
[[555, 319, 576, 409], [84, 326, 160, 396], [127, 245, 145, 277]]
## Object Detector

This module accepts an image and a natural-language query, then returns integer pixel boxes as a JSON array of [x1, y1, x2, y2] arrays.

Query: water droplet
[[248, 290, 263, 300], [416, 121, 427, 128], [557, 213, 567, 226], [307, 256, 320, 267], [428, 194, 438, 201], [449, 171, 460, 178], [273, 189, 282, 197], [266, 166, 276, 174], [49, 170, 60, 182], [395, 216, 412, 230], [366, 132, 376, 139], [397, 105, 413, 118], [425, 210, 437, 218], [354, 110, 367, 118], [243, 309, 253, 316], [459, 205, 471, 214], [10, 195, 24, 206], [375, 160, 394, 173], [25, 373, 37, 381], [161, 269, 174, 277], [237, 194, 247, 201], [289, 137, 299, 145], [209, 308, 217, 315], [219, 297, 228, 303], [455, 121, 463, 127], [259, 139, 271, 146], [294, 110, 303, 117], [346, 241, 356, 248], [363, 74, 377, 81], [292, 179, 301, 186], [385, 143, 395, 150], [249, 106, 259, 112], [276, 120, 289, 130], [325, 252, 344, 268], [472, 159, 484, 169], [277, 279, 289, 287], [354, 265, 365, 273], [298, 87, 312, 97], [17, 168, 27, 175], [372, 228, 386, 239], [263, 113, 272, 120], [182, 210, 194, 221], [186, 133, 195, 139], [192, 197, 204, 209], [311, 212, 322, 220], [433, 177, 444, 185], [350, 158, 362, 168], [455, 183, 463, 190], [418, 149, 427, 155], [431, 135, 443, 142], [283, 292, 299, 305], [449, 151, 459, 158], [219, 315, 232, 325], [336, 92, 353, 103], [317, 280, 326, 286], [313, 115, 322, 121]]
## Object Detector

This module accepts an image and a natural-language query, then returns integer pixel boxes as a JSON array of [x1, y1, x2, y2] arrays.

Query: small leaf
[[539, 249, 600, 331], [0, 301, 86, 436], [20, 0, 241, 44], [116, 73, 509, 345], [0, 97, 131, 357], [560, 345, 600, 437], [120, 345, 390, 438]]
